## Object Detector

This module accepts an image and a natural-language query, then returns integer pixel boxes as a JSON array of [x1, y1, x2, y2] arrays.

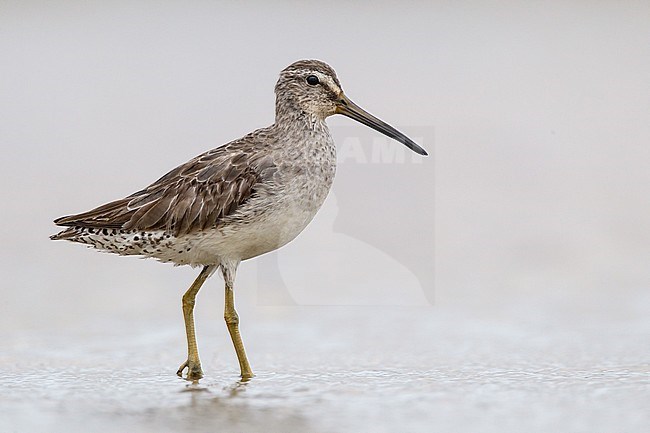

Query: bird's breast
[[233, 136, 337, 259], [187, 132, 337, 263]]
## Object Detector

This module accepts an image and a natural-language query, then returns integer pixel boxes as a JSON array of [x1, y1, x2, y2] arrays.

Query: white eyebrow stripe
[[318, 73, 342, 96]]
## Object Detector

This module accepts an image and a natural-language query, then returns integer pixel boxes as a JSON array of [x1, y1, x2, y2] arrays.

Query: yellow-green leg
[[177, 265, 215, 381], [221, 262, 254, 380]]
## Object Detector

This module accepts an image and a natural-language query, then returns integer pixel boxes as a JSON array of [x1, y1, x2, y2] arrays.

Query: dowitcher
[[51, 59, 428, 381]]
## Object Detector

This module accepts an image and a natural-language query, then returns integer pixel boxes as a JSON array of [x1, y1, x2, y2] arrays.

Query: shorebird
[[51, 59, 428, 381]]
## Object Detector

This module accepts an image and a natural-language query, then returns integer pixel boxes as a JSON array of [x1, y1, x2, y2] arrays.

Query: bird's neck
[[274, 100, 329, 137]]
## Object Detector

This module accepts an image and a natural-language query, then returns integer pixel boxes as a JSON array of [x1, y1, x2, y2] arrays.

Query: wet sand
[[1, 304, 647, 433]]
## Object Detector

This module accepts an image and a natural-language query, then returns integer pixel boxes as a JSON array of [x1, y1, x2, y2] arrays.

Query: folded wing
[[53, 142, 277, 236]]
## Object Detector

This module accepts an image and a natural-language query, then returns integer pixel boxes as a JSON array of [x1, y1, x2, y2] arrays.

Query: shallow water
[[1, 306, 648, 433]]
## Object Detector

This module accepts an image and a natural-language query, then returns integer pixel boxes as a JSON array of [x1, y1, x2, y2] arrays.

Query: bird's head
[[275, 59, 428, 156], [275, 59, 343, 119]]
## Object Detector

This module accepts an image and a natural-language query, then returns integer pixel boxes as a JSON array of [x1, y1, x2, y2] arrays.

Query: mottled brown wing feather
[[53, 141, 276, 236]]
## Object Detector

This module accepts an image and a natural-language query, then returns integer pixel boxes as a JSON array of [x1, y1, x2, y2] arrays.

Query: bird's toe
[[177, 360, 203, 381]]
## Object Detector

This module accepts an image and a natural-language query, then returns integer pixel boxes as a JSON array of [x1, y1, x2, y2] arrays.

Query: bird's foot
[[177, 359, 203, 381]]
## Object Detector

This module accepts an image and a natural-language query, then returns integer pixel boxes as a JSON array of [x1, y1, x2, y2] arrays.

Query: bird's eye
[[306, 75, 319, 85]]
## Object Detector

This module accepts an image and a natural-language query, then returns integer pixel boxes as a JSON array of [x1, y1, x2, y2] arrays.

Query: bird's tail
[[50, 227, 79, 241]]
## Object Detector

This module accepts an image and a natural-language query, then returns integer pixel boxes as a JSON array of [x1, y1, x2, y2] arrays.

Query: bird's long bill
[[335, 94, 428, 156]]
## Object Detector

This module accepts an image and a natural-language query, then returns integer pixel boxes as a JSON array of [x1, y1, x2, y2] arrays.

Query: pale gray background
[[1, 2, 648, 433]]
